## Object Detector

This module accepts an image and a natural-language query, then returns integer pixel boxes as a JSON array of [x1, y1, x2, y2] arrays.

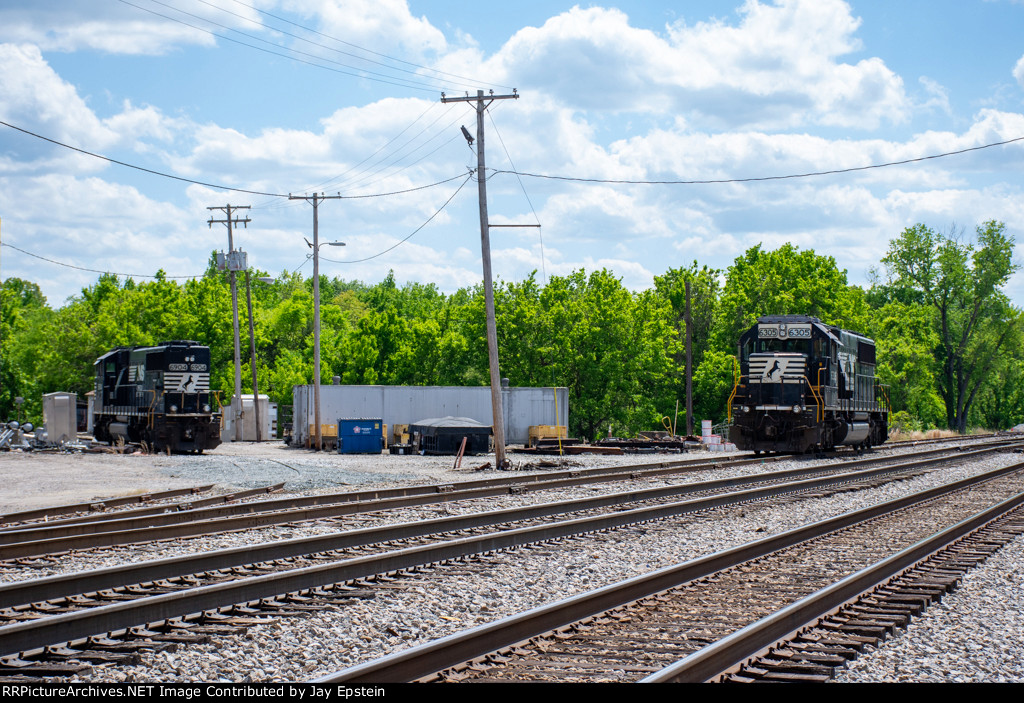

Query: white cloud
[[0, 1, 217, 54], [0, 44, 115, 149], [454, 0, 910, 129], [303, 0, 448, 56], [0, 44, 181, 177], [1015, 54, 1024, 88], [917, 77, 951, 115]]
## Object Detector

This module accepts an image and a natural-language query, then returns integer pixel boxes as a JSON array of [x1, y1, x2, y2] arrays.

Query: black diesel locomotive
[[93, 340, 222, 453], [729, 315, 888, 454]]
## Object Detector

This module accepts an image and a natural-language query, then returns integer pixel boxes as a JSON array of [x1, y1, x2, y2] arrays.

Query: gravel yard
[[0, 441, 653, 514], [1, 439, 1022, 683]]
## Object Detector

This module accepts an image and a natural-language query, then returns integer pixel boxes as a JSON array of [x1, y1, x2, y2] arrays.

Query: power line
[[6, 117, 1022, 205], [489, 136, 1024, 185], [299, 101, 443, 199], [487, 107, 546, 283], [332, 116, 473, 196], [320, 174, 474, 264], [221, 0, 514, 92], [0, 119, 471, 200], [323, 104, 468, 193], [0, 119, 287, 197], [190, 0, 487, 93], [1, 242, 202, 279], [118, 0, 454, 93], [337, 171, 473, 199]]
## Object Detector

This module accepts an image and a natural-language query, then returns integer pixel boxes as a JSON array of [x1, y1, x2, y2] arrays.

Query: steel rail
[[4, 433, 1004, 536], [0, 457, 765, 546], [0, 446, 981, 608], [0, 449, 793, 542], [0, 485, 215, 526], [0, 483, 285, 532], [316, 460, 1024, 683], [5, 457, 1019, 659], [642, 490, 1024, 682], [0, 439, 1009, 567], [3, 440, 1014, 559]]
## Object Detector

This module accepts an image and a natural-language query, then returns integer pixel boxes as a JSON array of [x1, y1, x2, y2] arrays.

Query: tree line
[[2, 221, 1021, 439]]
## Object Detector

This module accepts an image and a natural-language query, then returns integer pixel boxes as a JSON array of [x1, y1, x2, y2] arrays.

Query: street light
[[308, 238, 345, 451]]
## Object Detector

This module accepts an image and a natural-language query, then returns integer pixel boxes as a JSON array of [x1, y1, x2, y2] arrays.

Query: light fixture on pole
[[307, 238, 345, 451], [289, 192, 344, 451]]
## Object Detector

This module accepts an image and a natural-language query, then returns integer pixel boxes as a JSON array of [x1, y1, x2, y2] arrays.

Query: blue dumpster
[[336, 418, 384, 454]]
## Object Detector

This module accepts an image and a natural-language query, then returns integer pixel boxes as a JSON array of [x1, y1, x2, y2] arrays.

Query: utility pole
[[244, 269, 262, 442], [289, 193, 343, 451], [441, 89, 519, 469], [685, 280, 693, 437], [208, 204, 250, 442]]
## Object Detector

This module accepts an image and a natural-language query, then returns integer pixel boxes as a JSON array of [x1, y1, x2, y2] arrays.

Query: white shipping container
[[292, 385, 569, 447]]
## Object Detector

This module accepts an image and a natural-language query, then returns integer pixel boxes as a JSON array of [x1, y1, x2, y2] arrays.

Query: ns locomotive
[[93, 340, 222, 453], [728, 315, 888, 454]]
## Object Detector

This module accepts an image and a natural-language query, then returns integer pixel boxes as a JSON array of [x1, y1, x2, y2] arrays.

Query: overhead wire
[[487, 105, 547, 283], [489, 136, 1024, 185], [190, 0, 486, 94], [0, 119, 287, 197], [1, 173, 474, 285], [117, 0, 455, 93], [326, 103, 477, 195], [305, 101, 443, 196], [320, 173, 475, 264], [220, 0, 514, 92], [334, 123, 469, 196], [323, 103, 462, 193], [249, 101, 444, 212], [0, 118, 470, 200], [1, 242, 202, 280]]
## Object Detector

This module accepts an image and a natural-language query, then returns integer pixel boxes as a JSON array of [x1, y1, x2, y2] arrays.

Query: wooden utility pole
[[685, 280, 693, 437], [244, 269, 262, 442], [208, 205, 250, 442], [289, 193, 343, 451], [441, 89, 519, 468]]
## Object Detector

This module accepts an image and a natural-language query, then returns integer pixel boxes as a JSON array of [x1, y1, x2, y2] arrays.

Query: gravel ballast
[[1, 439, 1021, 682]]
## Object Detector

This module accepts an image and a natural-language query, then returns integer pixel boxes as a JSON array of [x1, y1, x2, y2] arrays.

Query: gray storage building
[[292, 384, 568, 447]]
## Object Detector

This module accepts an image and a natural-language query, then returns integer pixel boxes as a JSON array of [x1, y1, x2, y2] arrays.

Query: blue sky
[[2, 0, 1024, 308]]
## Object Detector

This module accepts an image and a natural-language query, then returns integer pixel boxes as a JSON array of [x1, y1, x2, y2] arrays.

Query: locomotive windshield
[[755, 338, 810, 354]]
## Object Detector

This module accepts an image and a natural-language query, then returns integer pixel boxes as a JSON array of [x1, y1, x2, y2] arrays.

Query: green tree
[[714, 244, 866, 351], [880, 221, 1020, 432], [654, 262, 721, 368], [863, 301, 945, 428]]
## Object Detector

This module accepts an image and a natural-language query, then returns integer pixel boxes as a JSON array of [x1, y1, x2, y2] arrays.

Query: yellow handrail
[[727, 374, 748, 423], [803, 375, 823, 423]]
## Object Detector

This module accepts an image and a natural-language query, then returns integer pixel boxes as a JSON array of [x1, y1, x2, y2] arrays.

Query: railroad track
[[1, 440, 1011, 605], [320, 461, 1024, 683], [2, 437, 1016, 562], [0, 444, 1018, 679]]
